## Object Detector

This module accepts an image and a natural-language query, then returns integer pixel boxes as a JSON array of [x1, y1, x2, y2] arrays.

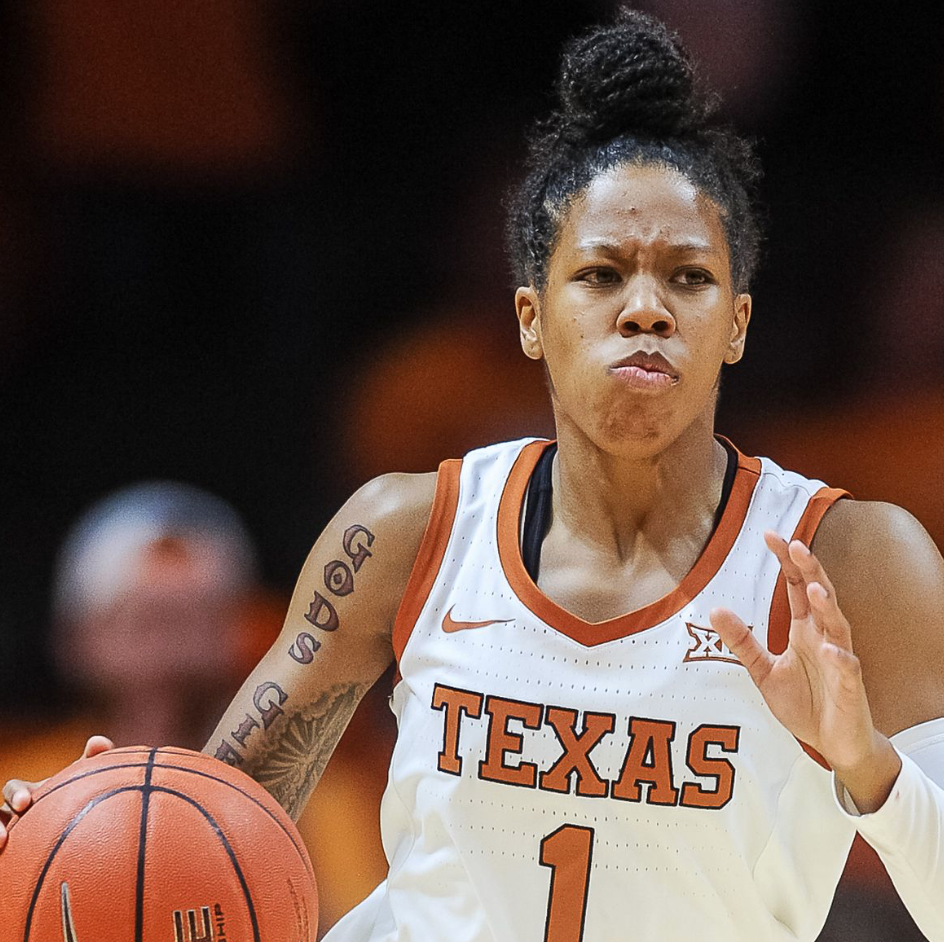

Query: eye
[[577, 267, 621, 286], [674, 268, 715, 286]]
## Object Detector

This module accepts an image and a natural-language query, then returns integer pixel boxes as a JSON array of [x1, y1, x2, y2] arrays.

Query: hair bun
[[556, 8, 712, 145]]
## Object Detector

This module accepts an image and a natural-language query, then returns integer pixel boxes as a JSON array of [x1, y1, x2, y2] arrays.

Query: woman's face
[[516, 162, 751, 457]]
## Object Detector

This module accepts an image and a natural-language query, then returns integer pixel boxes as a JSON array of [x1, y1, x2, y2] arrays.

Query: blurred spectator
[[7, 480, 260, 752], [48, 481, 258, 747]]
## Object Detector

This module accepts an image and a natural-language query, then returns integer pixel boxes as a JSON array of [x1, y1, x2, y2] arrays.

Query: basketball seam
[[28, 756, 314, 880], [134, 749, 158, 942]]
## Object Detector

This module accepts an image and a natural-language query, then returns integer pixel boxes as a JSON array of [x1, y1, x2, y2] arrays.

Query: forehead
[[561, 163, 728, 256]]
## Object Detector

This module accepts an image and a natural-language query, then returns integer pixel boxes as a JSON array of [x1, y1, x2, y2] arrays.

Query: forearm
[[211, 678, 370, 820], [834, 719, 944, 941], [204, 652, 372, 820]]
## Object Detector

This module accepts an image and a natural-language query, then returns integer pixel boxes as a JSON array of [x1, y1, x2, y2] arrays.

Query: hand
[[0, 735, 115, 851], [710, 532, 901, 813]]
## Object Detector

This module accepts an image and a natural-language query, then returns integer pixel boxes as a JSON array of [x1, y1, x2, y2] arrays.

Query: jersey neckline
[[496, 438, 762, 646]]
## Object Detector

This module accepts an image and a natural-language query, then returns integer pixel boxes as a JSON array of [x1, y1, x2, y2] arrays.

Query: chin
[[592, 413, 678, 459], [554, 394, 689, 458]]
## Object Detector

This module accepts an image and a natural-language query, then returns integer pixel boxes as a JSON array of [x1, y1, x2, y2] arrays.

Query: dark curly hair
[[505, 8, 763, 293]]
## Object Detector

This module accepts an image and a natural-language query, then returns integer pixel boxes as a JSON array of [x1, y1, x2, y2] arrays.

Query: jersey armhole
[[391, 458, 463, 671], [767, 486, 850, 769]]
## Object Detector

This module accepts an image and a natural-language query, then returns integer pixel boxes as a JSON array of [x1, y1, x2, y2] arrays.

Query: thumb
[[81, 736, 116, 760]]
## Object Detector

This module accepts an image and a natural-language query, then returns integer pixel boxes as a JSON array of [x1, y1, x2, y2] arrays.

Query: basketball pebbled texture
[[0, 746, 318, 942]]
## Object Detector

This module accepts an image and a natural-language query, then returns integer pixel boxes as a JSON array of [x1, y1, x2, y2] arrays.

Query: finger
[[2, 779, 35, 813], [0, 795, 24, 852], [821, 641, 865, 703], [808, 581, 854, 651], [710, 607, 776, 688], [788, 540, 838, 604], [82, 735, 115, 760], [764, 531, 810, 621]]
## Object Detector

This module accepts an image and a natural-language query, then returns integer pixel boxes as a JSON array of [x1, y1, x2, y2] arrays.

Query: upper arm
[[812, 499, 944, 736], [274, 470, 438, 689]]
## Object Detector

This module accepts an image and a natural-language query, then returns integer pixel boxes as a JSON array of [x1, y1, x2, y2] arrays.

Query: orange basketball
[[0, 746, 318, 942]]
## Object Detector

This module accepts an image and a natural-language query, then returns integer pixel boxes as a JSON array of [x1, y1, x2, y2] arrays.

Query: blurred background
[[0, 0, 941, 938]]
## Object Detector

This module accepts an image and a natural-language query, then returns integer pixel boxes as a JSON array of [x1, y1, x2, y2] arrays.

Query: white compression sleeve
[[833, 717, 944, 942]]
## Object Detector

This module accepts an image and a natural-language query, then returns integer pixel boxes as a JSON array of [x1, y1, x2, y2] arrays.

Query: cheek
[[539, 296, 601, 365], [541, 329, 594, 398], [686, 304, 736, 356]]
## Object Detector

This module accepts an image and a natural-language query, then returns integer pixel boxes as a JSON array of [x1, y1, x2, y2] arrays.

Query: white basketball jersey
[[325, 438, 857, 942]]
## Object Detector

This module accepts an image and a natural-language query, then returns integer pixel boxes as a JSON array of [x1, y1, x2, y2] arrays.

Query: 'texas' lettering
[[431, 683, 740, 809]]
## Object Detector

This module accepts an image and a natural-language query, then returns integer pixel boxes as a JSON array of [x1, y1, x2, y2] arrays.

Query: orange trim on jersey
[[392, 458, 462, 667], [767, 485, 850, 769], [496, 439, 762, 647]]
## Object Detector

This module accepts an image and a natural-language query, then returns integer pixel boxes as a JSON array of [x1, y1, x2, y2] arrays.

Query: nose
[[616, 275, 676, 337]]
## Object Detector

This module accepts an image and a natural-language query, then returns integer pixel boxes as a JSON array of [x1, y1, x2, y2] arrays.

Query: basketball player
[[4, 9, 944, 941]]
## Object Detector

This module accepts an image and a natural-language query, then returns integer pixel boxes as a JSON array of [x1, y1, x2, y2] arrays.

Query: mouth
[[608, 351, 679, 390]]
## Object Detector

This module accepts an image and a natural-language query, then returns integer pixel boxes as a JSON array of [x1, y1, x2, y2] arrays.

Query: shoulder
[[812, 499, 944, 734], [284, 471, 439, 656], [813, 498, 942, 577], [345, 470, 439, 534], [335, 470, 440, 598]]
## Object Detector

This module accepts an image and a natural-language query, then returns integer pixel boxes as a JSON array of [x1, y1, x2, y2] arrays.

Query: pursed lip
[[608, 350, 680, 381]]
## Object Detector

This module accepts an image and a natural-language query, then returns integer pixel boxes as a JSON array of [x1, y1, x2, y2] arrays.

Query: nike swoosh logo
[[442, 605, 514, 633], [62, 883, 78, 942]]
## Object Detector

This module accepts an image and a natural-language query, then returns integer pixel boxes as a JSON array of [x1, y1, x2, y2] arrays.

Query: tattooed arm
[[204, 472, 436, 820]]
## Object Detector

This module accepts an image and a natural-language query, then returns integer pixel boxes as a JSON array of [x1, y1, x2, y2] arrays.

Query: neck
[[551, 412, 728, 564]]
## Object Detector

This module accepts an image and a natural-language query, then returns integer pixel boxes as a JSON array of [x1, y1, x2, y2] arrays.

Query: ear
[[515, 285, 544, 361], [723, 293, 752, 365]]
